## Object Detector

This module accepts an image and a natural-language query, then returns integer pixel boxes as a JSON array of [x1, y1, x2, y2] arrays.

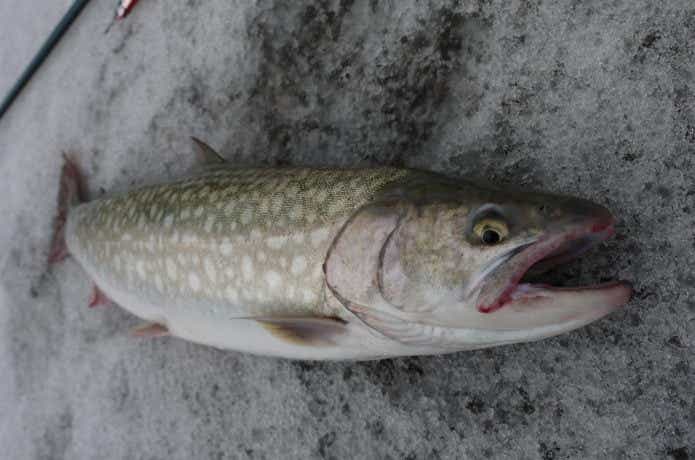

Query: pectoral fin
[[254, 317, 348, 346]]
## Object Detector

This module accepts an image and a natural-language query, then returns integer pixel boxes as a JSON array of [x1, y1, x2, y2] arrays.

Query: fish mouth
[[475, 216, 632, 328]]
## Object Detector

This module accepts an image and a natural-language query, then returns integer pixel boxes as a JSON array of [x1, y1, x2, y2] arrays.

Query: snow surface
[[1, 0, 694, 459]]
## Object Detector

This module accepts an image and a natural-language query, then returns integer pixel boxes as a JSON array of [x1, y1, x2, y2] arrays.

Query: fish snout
[[540, 194, 616, 235]]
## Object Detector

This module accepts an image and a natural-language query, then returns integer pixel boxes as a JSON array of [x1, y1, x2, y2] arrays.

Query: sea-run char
[[49, 141, 632, 360]]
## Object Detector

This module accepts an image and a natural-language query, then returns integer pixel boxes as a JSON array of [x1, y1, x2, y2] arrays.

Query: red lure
[[104, 0, 140, 33]]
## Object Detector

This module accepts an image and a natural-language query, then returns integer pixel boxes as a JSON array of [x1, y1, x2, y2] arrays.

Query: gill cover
[[323, 197, 455, 349], [323, 201, 403, 316]]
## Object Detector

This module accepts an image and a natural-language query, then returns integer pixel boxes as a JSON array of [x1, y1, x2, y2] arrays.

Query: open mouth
[[477, 219, 632, 316]]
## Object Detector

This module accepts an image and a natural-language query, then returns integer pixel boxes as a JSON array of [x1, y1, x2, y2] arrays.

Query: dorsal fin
[[191, 137, 225, 164]]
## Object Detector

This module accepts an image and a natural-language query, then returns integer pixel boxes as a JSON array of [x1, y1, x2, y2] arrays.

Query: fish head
[[327, 177, 632, 351]]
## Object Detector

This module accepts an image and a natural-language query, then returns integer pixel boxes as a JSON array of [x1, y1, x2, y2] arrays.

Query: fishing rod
[[0, 0, 140, 121], [0, 0, 92, 120]]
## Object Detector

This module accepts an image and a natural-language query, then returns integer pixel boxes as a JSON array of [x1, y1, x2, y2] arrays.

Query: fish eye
[[473, 218, 509, 245], [481, 228, 501, 245]]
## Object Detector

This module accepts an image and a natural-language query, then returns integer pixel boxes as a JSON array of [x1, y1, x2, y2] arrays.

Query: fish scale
[[66, 166, 414, 320]]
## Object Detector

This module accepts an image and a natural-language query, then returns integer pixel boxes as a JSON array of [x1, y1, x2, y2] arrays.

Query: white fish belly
[[79, 260, 405, 360]]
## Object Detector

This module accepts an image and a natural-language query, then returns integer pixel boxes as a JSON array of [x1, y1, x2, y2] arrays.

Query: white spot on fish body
[[194, 206, 205, 217], [163, 214, 174, 228], [204, 258, 217, 283], [154, 273, 164, 292], [204, 215, 215, 232], [328, 199, 347, 216], [291, 256, 307, 275], [271, 197, 284, 214], [312, 263, 323, 279], [310, 227, 330, 247], [286, 184, 299, 197], [257, 290, 269, 303], [241, 208, 253, 225], [289, 205, 303, 221], [220, 238, 234, 256], [189, 272, 201, 292], [225, 286, 239, 304], [259, 198, 270, 214], [182, 233, 198, 245], [267, 235, 287, 249], [166, 258, 177, 279], [302, 289, 317, 304], [224, 202, 236, 215], [145, 237, 155, 252], [136, 260, 146, 279], [242, 256, 254, 280]]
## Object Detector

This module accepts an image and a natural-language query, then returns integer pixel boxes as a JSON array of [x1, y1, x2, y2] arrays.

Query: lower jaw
[[482, 280, 633, 330], [510, 280, 628, 298]]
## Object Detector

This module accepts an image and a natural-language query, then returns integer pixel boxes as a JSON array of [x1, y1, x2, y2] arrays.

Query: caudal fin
[[48, 154, 85, 264]]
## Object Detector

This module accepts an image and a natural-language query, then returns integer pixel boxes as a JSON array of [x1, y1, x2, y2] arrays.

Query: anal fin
[[255, 317, 347, 346]]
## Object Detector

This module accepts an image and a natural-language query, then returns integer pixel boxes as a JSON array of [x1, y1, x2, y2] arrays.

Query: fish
[[48, 139, 632, 360]]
